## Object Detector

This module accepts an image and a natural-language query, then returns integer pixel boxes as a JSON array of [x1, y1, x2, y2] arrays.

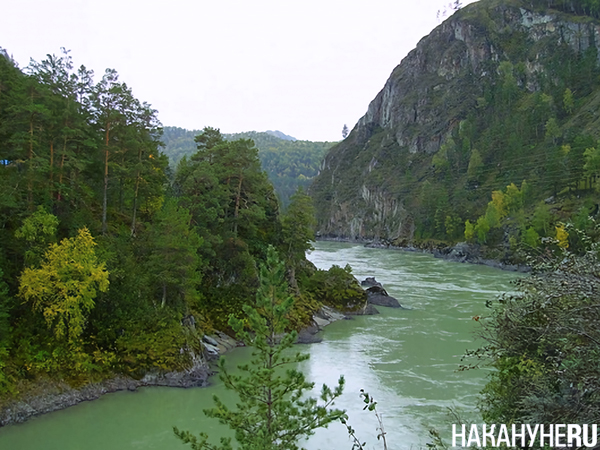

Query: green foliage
[[0, 50, 207, 390], [464, 220, 475, 242], [0, 48, 332, 399], [15, 206, 58, 266], [145, 199, 203, 310], [475, 215, 491, 244], [281, 187, 316, 275], [520, 226, 540, 249], [466, 148, 483, 182], [563, 87, 575, 114], [174, 246, 345, 450], [115, 314, 192, 375], [444, 214, 464, 240], [175, 128, 280, 328], [301, 264, 367, 312], [473, 250, 600, 427], [163, 127, 334, 209], [531, 201, 553, 235], [340, 390, 388, 450], [0, 267, 12, 390], [583, 143, 600, 179], [467, 182, 534, 246], [431, 139, 451, 174]]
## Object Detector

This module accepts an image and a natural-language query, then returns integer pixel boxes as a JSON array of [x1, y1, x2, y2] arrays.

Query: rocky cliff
[[310, 0, 600, 242]]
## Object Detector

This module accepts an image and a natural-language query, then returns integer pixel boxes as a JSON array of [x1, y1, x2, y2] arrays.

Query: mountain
[[265, 130, 297, 141], [309, 0, 600, 247], [161, 127, 335, 208]]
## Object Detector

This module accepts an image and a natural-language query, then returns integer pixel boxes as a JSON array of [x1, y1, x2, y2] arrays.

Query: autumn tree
[[19, 227, 109, 346]]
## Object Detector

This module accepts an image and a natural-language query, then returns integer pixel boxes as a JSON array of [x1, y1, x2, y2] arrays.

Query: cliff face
[[310, 0, 600, 242]]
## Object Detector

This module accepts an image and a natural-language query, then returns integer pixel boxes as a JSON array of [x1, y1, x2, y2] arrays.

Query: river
[[0, 241, 519, 450]]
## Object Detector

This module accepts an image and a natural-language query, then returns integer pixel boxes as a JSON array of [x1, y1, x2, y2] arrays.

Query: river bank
[[0, 306, 356, 428], [0, 333, 238, 427], [0, 241, 519, 449]]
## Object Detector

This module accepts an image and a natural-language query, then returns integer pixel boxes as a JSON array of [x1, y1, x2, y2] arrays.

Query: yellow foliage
[[491, 190, 507, 218], [555, 224, 569, 249], [143, 195, 164, 216], [464, 220, 475, 242], [19, 228, 109, 344]]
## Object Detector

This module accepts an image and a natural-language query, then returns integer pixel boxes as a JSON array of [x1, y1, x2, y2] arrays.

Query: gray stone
[[296, 325, 323, 344], [313, 315, 331, 329], [203, 343, 220, 358], [202, 335, 219, 347], [361, 277, 383, 288], [367, 290, 401, 308]]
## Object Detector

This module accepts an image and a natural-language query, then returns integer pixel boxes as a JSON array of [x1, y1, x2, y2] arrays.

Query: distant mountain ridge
[[161, 127, 335, 208], [265, 130, 296, 141]]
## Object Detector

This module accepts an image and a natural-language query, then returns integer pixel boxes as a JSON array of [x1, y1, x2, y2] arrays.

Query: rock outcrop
[[0, 332, 242, 427], [361, 277, 402, 308], [309, 0, 600, 242], [296, 306, 349, 343], [0, 358, 211, 427], [202, 332, 241, 360]]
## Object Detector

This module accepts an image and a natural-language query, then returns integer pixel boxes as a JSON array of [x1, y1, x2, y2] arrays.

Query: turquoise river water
[[0, 241, 520, 450]]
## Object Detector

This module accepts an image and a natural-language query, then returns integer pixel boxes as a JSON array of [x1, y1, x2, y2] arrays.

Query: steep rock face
[[310, 0, 600, 241]]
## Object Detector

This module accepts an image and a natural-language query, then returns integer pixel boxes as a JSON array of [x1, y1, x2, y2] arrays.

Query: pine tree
[[145, 199, 203, 309], [174, 246, 345, 450], [342, 124, 349, 139], [281, 187, 316, 290]]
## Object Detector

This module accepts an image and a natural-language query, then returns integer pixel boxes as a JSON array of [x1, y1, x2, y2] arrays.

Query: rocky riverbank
[[0, 332, 239, 427], [0, 304, 371, 427]]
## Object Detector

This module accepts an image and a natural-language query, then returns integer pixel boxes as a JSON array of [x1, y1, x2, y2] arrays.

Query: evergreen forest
[[3, 0, 600, 445], [0, 50, 363, 399], [161, 127, 335, 209]]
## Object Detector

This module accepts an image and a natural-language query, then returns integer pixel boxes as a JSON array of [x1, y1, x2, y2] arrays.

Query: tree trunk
[[102, 124, 110, 235], [57, 137, 67, 202], [50, 141, 54, 200], [130, 148, 142, 237], [233, 174, 243, 236], [28, 110, 34, 208]]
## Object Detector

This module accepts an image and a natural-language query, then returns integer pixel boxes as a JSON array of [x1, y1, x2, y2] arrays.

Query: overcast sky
[[2, 0, 477, 142]]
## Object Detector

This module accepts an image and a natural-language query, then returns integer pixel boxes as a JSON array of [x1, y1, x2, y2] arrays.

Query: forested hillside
[[0, 50, 360, 398], [162, 126, 334, 209], [310, 0, 600, 261]]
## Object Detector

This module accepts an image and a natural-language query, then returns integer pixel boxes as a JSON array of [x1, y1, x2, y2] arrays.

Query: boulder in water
[[361, 278, 402, 308]]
